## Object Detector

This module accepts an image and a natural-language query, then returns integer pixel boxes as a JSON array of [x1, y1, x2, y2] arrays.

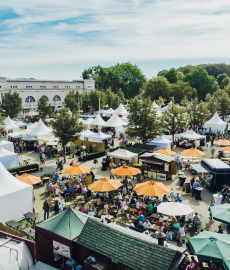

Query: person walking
[[178, 223, 185, 245], [211, 147, 215, 158], [43, 198, 50, 220]]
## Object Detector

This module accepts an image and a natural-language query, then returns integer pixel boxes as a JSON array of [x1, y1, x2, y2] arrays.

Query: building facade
[[0, 77, 95, 114]]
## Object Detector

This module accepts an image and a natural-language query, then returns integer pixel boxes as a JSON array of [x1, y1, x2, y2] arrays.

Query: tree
[[37, 96, 53, 117], [142, 76, 170, 101], [156, 96, 164, 107], [64, 90, 79, 113], [164, 68, 178, 84], [177, 71, 185, 80], [218, 91, 230, 119], [0, 91, 23, 118], [187, 98, 209, 125], [162, 99, 188, 142], [168, 81, 197, 103], [184, 66, 219, 100], [217, 73, 229, 85], [181, 96, 189, 107], [206, 96, 219, 116], [220, 77, 230, 89], [0, 112, 5, 141], [157, 70, 168, 77], [51, 107, 83, 163], [88, 90, 106, 111], [105, 88, 115, 107], [126, 97, 162, 144]]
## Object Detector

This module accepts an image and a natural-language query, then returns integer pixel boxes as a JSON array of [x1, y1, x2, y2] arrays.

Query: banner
[[53, 241, 70, 258]]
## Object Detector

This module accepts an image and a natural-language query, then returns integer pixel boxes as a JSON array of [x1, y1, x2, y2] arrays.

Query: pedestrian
[[217, 225, 223, 234], [175, 156, 180, 169], [192, 180, 200, 197], [39, 151, 42, 162], [178, 223, 185, 244], [211, 147, 215, 158], [43, 198, 50, 220], [140, 165, 145, 179]]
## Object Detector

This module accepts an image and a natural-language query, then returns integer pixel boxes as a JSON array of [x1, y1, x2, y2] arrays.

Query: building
[[0, 77, 95, 114]]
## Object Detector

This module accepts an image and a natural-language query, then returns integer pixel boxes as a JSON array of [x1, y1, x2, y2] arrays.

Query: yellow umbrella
[[154, 148, 176, 155], [214, 139, 230, 146], [181, 148, 205, 162], [134, 181, 170, 196], [62, 164, 91, 175], [88, 177, 123, 192], [111, 166, 141, 176]]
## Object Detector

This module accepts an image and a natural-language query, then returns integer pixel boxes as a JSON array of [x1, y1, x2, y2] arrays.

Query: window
[[25, 96, 35, 103], [53, 95, 61, 101], [10, 86, 17, 89], [0, 86, 2, 89], [87, 86, 92, 89], [26, 86, 32, 89], [40, 86, 46, 88], [53, 86, 59, 88], [76, 86, 81, 88], [65, 86, 70, 88]]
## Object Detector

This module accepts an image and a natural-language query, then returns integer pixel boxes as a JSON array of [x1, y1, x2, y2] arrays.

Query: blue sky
[[1, 0, 230, 80]]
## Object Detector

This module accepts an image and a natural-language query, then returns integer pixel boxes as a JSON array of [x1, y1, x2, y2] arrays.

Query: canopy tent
[[89, 114, 106, 128], [3, 116, 19, 132], [0, 140, 14, 152], [82, 118, 94, 128], [204, 112, 227, 133], [176, 130, 206, 140], [115, 104, 129, 116], [27, 111, 39, 117], [103, 112, 126, 135], [157, 202, 194, 216], [0, 162, 33, 223], [37, 134, 58, 142], [103, 108, 115, 115], [88, 131, 112, 142], [27, 122, 38, 130], [14, 120, 26, 127], [149, 136, 173, 150], [27, 119, 51, 137], [107, 148, 138, 163], [80, 129, 96, 140], [152, 100, 160, 109], [0, 147, 19, 169], [8, 131, 21, 138]]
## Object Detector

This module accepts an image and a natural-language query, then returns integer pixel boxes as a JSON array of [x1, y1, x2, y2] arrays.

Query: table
[[42, 177, 50, 182], [53, 197, 62, 201], [5, 220, 20, 230], [23, 227, 35, 240], [195, 187, 203, 200], [24, 212, 37, 228], [213, 194, 223, 205], [173, 223, 180, 230], [105, 215, 114, 221]]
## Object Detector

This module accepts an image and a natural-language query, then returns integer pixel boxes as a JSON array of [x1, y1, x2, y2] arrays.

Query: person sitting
[[100, 193, 105, 203], [175, 193, 181, 202], [187, 256, 199, 270], [48, 183, 53, 192], [126, 220, 134, 228], [221, 184, 229, 201], [158, 215, 164, 226], [54, 173, 60, 182], [166, 230, 172, 240], [59, 177, 65, 186], [137, 212, 145, 224], [161, 223, 167, 233], [95, 197, 102, 207], [120, 199, 127, 213], [163, 195, 168, 202], [132, 209, 139, 217], [147, 201, 153, 216], [144, 219, 151, 229], [46, 181, 50, 188], [116, 192, 122, 207], [136, 199, 142, 210], [59, 202, 64, 212], [82, 185, 87, 194], [55, 187, 61, 196], [58, 197, 65, 206], [101, 212, 108, 225], [217, 225, 223, 234], [79, 203, 85, 213], [54, 201, 60, 214], [193, 212, 201, 228], [70, 160, 74, 166], [130, 197, 136, 206], [122, 186, 127, 195], [137, 221, 145, 231], [185, 160, 191, 169], [169, 190, 175, 197], [88, 210, 95, 217], [68, 185, 73, 194], [61, 184, 66, 191], [104, 203, 109, 214]]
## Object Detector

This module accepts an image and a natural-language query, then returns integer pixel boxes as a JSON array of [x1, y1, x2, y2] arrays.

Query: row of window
[[25, 95, 61, 103], [10, 85, 85, 89]]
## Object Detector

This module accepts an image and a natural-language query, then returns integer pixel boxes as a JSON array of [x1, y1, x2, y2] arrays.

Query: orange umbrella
[[88, 177, 123, 192], [134, 181, 170, 196], [214, 139, 230, 146], [181, 148, 205, 157], [221, 146, 230, 152], [17, 173, 41, 185], [111, 165, 141, 176], [62, 164, 91, 175], [154, 148, 176, 155]]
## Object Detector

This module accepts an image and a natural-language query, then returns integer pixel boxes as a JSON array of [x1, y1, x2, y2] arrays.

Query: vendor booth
[[103, 112, 126, 136], [27, 119, 51, 137], [204, 111, 227, 134], [139, 153, 177, 180], [0, 140, 14, 152], [3, 116, 19, 133], [0, 147, 19, 169], [175, 130, 206, 149], [149, 136, 173, 150], [89, 114, 105, 129], [88, 131, 112, 143], [115, 104, 129, 116], [107, 149, 138, 165]]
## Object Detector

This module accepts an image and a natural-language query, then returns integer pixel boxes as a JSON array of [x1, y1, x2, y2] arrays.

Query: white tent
[[90, 114, 106, 128], [0, 162, 33, 223], [88, 131, 112, 142], [3, 116, 19, 132], [176, 130, 206, 141], [149, 136, 173, 150], [27, 119, 51, 137], [103, 112, 126, 136], [14, 120, 26, 127], [115, 104, 129, 115], [80, 129, 96, 140], [37, 134, 58, 142], [27, 122, 38, 130], [27, 111, 39, 117], [0, 141, 14, 152], [152, 100, 160, 109], [104, 108, 115, 115], [107, 149, 138, 163], [204, 112, 227, 133], [0, 147, 19, 169], [82, 118, 94, 128]]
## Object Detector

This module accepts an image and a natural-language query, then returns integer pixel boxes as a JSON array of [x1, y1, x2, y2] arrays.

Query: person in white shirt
[[75, 183, 80, 191], [144, 220, 151, 229], [58, 197, 65, 205], [64, 174, 69, 179], [179, 223, 185, 243], [122, 186, 127, 195], [42, 152, 45, 161], [116, 192, 122, 204], [59, 202, 64, 212], [101, 212, 107, 225], [55, 187, 61, 196], [126, 220, 134, 228], [136, 200, 142, 209], [88, 211, 95, 217]]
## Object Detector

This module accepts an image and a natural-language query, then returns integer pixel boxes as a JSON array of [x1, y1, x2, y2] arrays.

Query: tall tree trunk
[[62, 143, 66, 163]]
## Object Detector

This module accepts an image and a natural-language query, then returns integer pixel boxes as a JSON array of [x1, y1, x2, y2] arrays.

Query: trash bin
[[179, 175, 187, 187]]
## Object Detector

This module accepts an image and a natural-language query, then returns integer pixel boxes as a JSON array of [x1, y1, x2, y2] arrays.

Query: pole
[[99, 97, 100, 112], [78, 98, 80, 114], [81, 96, 82, 112], [118, 97, 119, 107]]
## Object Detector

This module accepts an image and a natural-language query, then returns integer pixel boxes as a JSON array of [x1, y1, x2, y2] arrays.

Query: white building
[[0, 77, 95, 114]]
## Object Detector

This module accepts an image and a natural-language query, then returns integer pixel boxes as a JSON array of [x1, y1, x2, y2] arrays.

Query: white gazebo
[[27, 119, 51, 137], [107, 149, 138, 164], [103, 108, 115, 115], [149, 136, 173, 150], [80, 129, 96, 140], [115, 104, 129, 116], [90, 114, 106, 128], [176, 130, 206, 141], [88, 131, 112, 142], [204, 112, 227, 133], [103, 112, 126, 136], [14, 120, 26, 127], [0, 147, 19, 169]]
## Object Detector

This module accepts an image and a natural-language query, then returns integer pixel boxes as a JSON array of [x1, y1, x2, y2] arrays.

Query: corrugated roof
[[190, 164, 209, 174], [153, 153, 175, 162]]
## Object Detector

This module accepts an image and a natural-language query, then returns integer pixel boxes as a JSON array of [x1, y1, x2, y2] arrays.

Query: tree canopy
[[0, 91, 23, 118], [64, 90, 79, 113], [37, 95, 53, 117]]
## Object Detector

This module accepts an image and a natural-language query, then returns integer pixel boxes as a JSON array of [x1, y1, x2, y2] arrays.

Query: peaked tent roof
[[107, 148, 138, 160], [14, 120, 26, 126], [149, 136, 172, 145], [27, 122, 38, 130], [27, 119, 51, 137], [88, 131, 112, 140], [0, 147, 17, 158], [175, 130, 206, 140], [104, 108, 115, 114], [3, 116, 18, 131], [0, 161, 32, 198], [80, 129, 96, 137], [90, 114, 106, 126], [205, 111, 226, 125], [115, 104, 128, 115], [152, 100, 160, 109], [82, 118, 94, 125], [103, 112, 126, 127], [36, 208, 90, 240]]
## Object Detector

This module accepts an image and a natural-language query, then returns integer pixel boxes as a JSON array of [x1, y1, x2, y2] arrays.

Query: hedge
[[8, 163, 39, 175]]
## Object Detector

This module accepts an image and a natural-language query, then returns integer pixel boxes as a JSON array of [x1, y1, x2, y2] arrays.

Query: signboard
[[53, 241, 70, 258], [182, 182, 191, 195], [157, 173, 166, 181], [164, 163, 169, 172]]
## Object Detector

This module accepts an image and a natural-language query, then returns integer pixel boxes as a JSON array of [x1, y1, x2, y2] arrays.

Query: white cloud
[[0, 0, 230, 79]]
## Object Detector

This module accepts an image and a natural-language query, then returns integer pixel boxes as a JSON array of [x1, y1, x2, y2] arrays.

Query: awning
[[190, 164, 209, 174], [140, 159, 163, 166]]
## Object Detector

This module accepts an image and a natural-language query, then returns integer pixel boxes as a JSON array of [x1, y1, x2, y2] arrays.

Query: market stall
[[88, 131, 112, 143], [204, 111, 227, 134], [175, 130, 206, 149], [139, 153, 177, 181], [103, 112, 126, 136], [107, 148, 138, 165], [0, 147, 19, 169], [149, 136, 173, 150]]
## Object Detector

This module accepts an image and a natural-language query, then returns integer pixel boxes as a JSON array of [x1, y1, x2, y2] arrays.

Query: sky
[[1, 0, 230, 80]]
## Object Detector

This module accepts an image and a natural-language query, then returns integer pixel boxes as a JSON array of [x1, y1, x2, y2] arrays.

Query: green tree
[[219, 91, 230, 119], [0, 91, 23, 118], [220, 77, 230, 89], [37, 95, 53, 117], [51, 107, 83, 163], [88, 90, 106, 111], [126, 97, 162, 144], [177, 71, 185, 80], [157, 70, 168, 77], [187, 98, 209, 125], [217, 73, 229, 85], [165, 68, 178, 84], [184, 66, 219, 100], [105, 88, 115, 107], [206, 96, 219, 116], [0, 112, 5, 141], [156, 96, 164, 107], [142, 76, 170, 101], [64, 90, 79, 113], [168, 81, 197, 103], [181, 97, 189, 107], [177, 65, 195, 75], [162, 99, 188, 142]]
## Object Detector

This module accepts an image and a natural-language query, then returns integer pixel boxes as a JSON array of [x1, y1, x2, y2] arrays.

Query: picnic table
[[24, 212, 37, 228], [5, 220, 20, 230], [23, 227, 35, 240], [42, 177, 50, 182]]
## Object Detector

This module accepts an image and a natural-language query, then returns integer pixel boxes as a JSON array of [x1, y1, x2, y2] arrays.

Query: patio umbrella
[[17, 173, 41, 185], [188, 230, 230, 262], [157, 202, 194, 216], [221, 146, 230, 152], [111, 166, 141, 176], [209, 204, 230, 224], [181, 148, 205, 162], [134, 181, 170, 196], [214, 139, 230, 146], [223, 255, 230, 270], [88, 177, 123, 192], [153, 148, 176, 155], [62, 164, 91, 175]]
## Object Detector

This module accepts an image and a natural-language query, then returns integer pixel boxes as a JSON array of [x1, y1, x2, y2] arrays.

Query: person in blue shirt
[[46, 181, 50, 188], [137, 213, 145, 224], [68, 186, 73, 194], [178, 162, 183, 171], [130, 197, 136, 205], [54, 173, 60, 182], [175, 157, 180, 168], [137, 221, 145, 231], [166, 230, 172, 240], [39, 151, 42, 162], [192, 180, 200, 197], [175, 193, 181, 202]]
